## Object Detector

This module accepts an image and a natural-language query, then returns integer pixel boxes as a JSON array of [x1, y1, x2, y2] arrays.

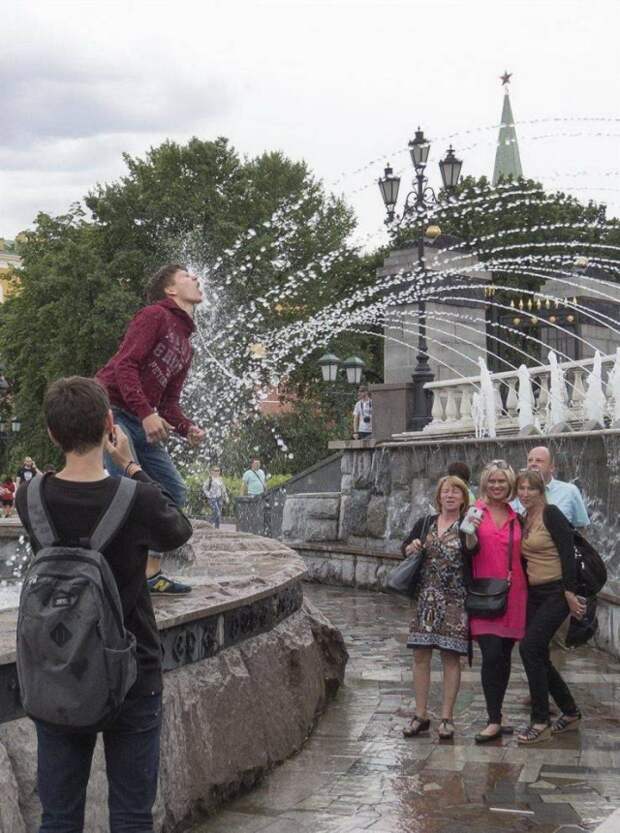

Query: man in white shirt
[[352, 387, 373, 440]]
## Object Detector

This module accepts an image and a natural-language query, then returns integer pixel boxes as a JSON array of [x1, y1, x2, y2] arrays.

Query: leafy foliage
[[0, 137, 380, 468]]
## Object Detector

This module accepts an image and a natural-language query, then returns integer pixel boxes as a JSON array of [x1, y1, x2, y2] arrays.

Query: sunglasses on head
[[489, 459, 510, 469]]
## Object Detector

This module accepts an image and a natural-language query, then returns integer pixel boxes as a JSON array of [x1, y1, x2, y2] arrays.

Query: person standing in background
[[353, 386, 373, 440], [203, 466, 229, 529], [512, 446, 589, 529], [447, 461, 476, 505], [16, 457, 39, 485], [241, 458, 266, 496]]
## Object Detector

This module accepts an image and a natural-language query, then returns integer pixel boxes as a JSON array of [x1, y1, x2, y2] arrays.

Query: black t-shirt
[[16, 471, 192, 695]]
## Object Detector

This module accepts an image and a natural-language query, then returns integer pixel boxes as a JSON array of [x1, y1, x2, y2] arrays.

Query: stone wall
[[290, 432, 620, 587], [282, 431, 620, 654]]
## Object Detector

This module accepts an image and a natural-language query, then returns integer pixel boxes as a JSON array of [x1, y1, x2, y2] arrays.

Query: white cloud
[[1, 0, 619, 238]]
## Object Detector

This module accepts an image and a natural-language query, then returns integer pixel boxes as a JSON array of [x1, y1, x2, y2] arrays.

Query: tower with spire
[[492, 71, 523, 185]]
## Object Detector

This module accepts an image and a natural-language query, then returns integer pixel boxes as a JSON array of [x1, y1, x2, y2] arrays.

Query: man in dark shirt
[[16, 376, 192, 833]]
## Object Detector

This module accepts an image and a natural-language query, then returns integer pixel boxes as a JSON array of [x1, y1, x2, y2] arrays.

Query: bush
[[184, 470, 291, 519]]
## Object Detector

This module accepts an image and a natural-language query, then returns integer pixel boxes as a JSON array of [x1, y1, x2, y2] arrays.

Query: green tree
[[0, 137, 380, 467]]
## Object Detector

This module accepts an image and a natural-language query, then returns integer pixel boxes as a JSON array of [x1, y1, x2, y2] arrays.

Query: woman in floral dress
[[401, 475, 474, 741]]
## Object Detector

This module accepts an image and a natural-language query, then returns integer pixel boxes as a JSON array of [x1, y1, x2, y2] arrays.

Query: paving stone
[[195, 585, 620, 832]]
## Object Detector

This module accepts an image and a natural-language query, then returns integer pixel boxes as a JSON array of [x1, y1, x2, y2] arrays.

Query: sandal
[[517, 724, 552, 745], [552, 711, 582, 734], [403, 715, 430, 737], [438, 719, 455, 740]]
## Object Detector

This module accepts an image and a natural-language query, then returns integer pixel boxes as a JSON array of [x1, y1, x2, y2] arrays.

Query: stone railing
[[416, 353, 619, 436]]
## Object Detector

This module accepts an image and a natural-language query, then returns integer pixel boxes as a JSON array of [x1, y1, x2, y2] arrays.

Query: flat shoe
[[403, 715, 430, 738], [475, 727, 502, 744]]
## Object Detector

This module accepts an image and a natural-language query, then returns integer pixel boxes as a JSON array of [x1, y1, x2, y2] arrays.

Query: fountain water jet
[[584, 350, 606, 429]]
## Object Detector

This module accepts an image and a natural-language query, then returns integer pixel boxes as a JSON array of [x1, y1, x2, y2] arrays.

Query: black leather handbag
[[465, 519, 514, 618], [387, 516, 432, 597]]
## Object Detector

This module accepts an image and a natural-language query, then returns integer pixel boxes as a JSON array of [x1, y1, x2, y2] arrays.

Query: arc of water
[[607, 348, 620, 425], [517, 365, 535, 430], [584, 350, 607, 426], [547, 351, 569, 428]]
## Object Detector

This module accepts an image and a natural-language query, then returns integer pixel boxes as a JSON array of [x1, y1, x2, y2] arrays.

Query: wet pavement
[[194, 584, 620, 833]]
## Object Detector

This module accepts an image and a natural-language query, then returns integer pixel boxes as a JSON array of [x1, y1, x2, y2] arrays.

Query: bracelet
[[124, 461, 139, 476]]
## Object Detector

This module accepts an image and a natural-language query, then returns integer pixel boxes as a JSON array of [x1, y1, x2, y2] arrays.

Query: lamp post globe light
[[318, 353, 366, 385], [378, 128, 463, 431], [318, 353, 341, 383], [342, 356, 365, 385]]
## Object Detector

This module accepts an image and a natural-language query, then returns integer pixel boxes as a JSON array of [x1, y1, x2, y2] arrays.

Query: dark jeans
[[477, 635, 515, 724], [519, 581, 578, 724], [106, 409, 187, 509], [35, 692, 162, 833]]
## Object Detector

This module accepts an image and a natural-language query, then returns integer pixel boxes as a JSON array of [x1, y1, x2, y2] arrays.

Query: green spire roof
[[492, 88, 523, 185]]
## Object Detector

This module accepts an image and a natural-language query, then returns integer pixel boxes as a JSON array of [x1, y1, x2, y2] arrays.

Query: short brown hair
[[434, 475, 470, 514], [44, 376, 110, 453], [145, 263, 186, 304], [516, 469, 547, 500], [447, 461, 470, 483]]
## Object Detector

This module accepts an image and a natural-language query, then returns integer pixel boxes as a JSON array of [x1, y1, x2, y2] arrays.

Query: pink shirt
[[469, 500, 527, 640]]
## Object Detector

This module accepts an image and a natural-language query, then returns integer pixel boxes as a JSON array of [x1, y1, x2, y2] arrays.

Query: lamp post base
[[409, 362, 435, 432]]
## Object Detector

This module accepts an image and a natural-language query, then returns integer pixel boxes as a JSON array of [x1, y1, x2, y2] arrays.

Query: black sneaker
[[147, 572, 192, 595]]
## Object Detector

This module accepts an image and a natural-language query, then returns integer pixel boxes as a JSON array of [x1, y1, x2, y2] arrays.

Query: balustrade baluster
[[445, 388, 459, 425]]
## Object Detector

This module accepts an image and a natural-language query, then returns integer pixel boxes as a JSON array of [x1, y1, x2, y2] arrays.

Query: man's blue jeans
[[35, 692, 162, 833], [106, 409, 187, 509]]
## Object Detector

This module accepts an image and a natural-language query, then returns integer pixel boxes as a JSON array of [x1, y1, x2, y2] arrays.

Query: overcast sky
[[2, 0, 619, 249]]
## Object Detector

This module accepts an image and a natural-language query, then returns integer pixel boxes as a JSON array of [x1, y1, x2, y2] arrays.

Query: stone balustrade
[[413, 353, 619, 437]]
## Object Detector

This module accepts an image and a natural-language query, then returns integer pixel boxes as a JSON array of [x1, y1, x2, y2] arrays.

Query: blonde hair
[[434, 475, 470, 514], [515, 469, 547, 502], [479, 461, 516, 502]]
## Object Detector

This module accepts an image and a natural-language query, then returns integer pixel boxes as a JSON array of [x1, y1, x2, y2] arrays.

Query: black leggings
[[477, 635, 515, 724], [519, 581, 578, 724]]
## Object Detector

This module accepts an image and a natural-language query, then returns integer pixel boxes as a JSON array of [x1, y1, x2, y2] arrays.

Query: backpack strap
[[26, 472, 57, 548], [89, 477, 138, 552]]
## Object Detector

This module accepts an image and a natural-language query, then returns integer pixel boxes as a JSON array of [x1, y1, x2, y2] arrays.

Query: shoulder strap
[[90, 477, 138, 552], [507, 517, 515, 575], [26, 473, 57, 548]]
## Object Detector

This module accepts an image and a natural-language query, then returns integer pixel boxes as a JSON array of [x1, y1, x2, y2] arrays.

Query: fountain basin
[[0, 522, 348, 833]]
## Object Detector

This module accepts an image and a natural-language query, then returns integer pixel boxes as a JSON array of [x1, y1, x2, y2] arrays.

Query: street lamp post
[[378, 129, 463, 431]]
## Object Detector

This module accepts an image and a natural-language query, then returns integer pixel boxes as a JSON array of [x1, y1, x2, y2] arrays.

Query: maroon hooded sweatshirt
[[96, 298, 195, 437]]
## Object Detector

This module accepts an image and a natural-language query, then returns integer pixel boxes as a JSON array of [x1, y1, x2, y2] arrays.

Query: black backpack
[[574, 529, 607, 596], [17, 474, 138, 728]]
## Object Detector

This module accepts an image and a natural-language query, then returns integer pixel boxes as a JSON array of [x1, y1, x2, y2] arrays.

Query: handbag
[[387, 516, 432, 597], [465, 519, 514, 618], [573, 529, 607, 596]]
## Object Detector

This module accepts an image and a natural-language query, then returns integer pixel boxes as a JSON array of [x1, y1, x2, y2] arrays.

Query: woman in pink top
[[468, 460, 527, 744]]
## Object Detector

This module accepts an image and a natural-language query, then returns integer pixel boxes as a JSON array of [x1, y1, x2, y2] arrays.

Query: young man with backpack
[[16, 376, 192, 833], [96, 263, 205, 595]]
